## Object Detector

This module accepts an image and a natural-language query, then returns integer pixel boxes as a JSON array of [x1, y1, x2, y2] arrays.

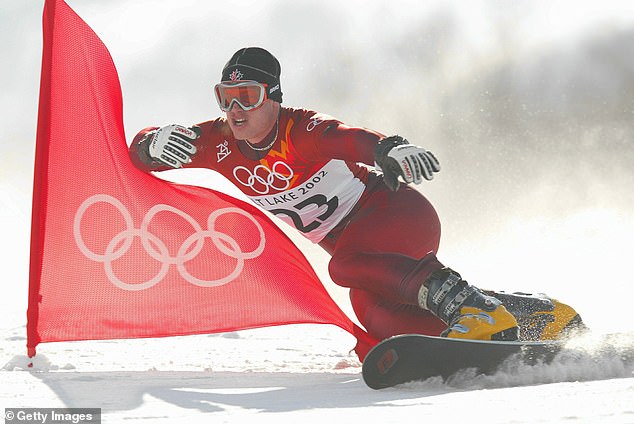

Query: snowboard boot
[[483, 291, 586, 341], [418, 268, 519, 341]]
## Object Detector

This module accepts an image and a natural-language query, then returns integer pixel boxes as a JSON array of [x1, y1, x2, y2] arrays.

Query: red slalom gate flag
[[29, 0, 376, 360]]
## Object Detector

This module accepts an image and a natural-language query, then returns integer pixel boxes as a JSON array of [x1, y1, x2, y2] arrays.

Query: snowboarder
[[129, 47, 583, 343]]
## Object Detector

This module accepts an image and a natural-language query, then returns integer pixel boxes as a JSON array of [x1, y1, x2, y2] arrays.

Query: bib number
[[271, 194, 339, 234]]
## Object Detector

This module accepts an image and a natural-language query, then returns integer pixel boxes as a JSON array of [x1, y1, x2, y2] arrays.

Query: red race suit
[[130, 107, 447, 340]]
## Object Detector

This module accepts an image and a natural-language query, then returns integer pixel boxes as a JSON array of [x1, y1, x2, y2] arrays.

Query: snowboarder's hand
[[374, 135, 440, 191], [146, 124, 199, 168]]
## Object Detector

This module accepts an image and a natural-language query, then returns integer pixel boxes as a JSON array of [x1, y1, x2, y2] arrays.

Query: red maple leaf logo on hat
[[229, 69, 244, 81]]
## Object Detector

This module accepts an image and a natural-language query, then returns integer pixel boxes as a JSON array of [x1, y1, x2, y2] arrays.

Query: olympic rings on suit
[[73, 194, 265, 291], [233, 161, 293, 194]]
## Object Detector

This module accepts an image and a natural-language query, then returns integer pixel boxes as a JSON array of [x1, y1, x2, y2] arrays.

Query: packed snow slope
[[2, 325, 634, 423]]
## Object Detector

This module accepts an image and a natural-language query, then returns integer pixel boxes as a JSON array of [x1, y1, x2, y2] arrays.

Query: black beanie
[[221, 47, 283, 103]]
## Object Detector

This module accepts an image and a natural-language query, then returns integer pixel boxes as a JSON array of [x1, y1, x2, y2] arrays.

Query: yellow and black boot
[[484, 291, 586, 341], [418, 268, 519, 341]]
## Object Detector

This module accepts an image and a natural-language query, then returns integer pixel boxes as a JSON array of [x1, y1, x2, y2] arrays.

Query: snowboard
[[362, 334, 562, 389]]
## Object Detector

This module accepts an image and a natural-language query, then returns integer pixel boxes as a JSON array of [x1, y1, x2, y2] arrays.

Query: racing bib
[[244, 160, 365, 243]]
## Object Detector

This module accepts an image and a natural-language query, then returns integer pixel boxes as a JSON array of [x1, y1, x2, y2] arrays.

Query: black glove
[[374, 135, 441, 191]]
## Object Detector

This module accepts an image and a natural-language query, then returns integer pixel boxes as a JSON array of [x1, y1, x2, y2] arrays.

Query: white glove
[[147, 124, 198, 168], [374, 135, 440, 191], [386, 144, 441, 184]]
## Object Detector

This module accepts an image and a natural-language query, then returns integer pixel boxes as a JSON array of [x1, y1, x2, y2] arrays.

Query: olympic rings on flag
[[233, 161, 293, 194], [73, 194, 265, 291]]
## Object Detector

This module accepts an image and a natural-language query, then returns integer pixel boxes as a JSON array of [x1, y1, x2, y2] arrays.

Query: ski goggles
[[214, 81, 269, 112]]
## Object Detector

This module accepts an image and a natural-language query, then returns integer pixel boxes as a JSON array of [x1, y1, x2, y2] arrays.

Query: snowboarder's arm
[[313, 124, 441, 191]]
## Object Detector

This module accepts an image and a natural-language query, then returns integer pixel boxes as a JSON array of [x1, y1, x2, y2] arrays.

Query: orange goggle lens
[[214, 81, 268, 112]]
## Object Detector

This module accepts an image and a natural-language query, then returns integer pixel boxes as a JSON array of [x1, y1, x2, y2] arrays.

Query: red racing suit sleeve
[[320, 123, 384, 166], [290, 112, 385, 166]]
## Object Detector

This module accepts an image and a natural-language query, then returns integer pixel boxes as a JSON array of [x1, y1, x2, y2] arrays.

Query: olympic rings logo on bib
[[233, 161, 293, 194], [73, 194, 265, 291]]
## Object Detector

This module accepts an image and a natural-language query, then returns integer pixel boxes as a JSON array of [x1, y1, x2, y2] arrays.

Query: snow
[[2, 325, 633, 423]]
